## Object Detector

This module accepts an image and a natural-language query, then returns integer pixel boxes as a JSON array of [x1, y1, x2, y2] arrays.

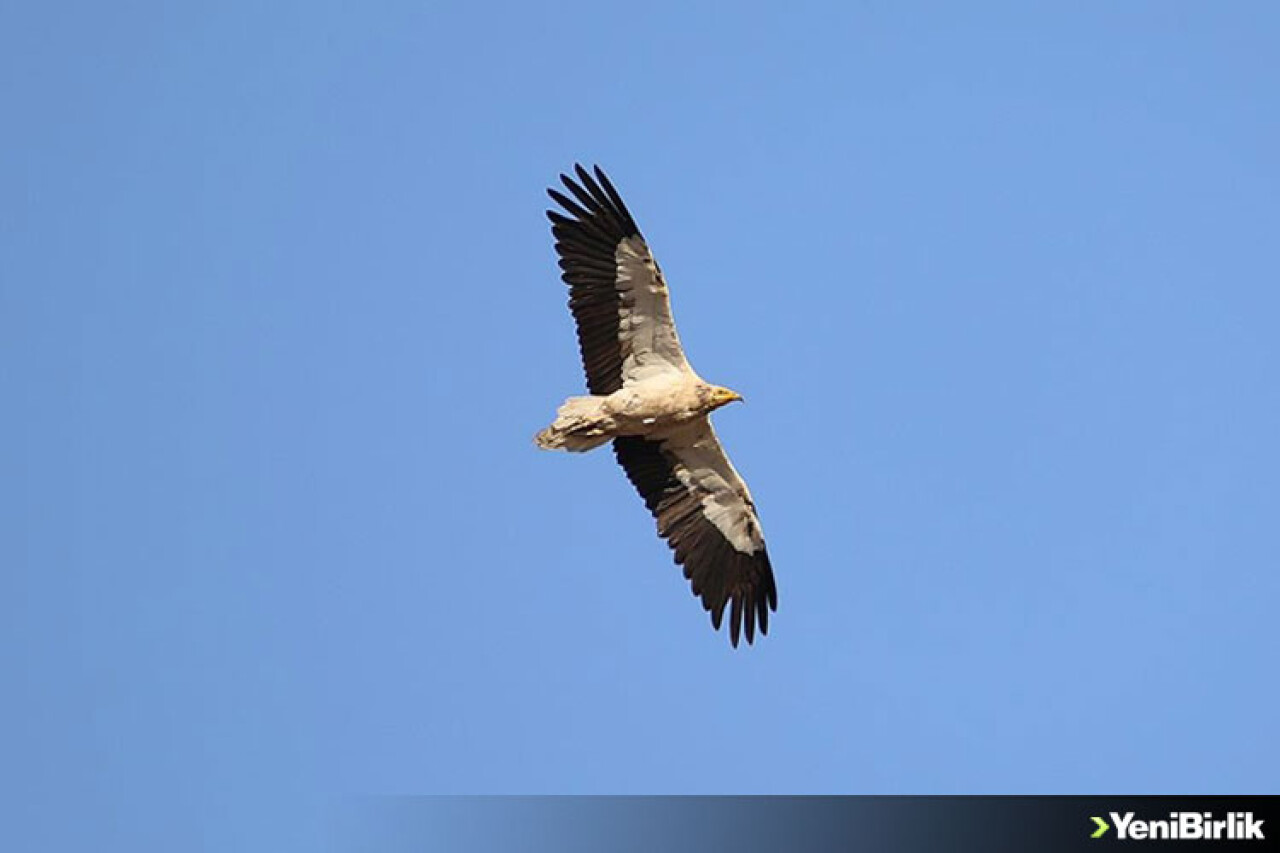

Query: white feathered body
[[535, 375, 717, 452]]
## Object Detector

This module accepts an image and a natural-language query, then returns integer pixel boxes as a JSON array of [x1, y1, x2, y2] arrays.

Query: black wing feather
[[545, 164, 644, 395], [612, 436, 778, 647]]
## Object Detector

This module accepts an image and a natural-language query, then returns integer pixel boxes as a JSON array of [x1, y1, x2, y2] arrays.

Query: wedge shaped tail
[[534, 396, 612, 452]]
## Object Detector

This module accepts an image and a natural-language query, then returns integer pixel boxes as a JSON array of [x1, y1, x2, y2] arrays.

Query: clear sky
[[4, 1, 1278, 850]]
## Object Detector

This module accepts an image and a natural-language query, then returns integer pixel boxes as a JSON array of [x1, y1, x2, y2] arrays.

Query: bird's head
[[708, 385, 744, 410]]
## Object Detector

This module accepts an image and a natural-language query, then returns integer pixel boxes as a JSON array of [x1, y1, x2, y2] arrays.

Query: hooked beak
[[718, 388, 744, 406]]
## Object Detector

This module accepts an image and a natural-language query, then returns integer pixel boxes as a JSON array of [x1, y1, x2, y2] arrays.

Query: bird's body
[[536, 165, 777, 646], [535, 375, 739, 452]]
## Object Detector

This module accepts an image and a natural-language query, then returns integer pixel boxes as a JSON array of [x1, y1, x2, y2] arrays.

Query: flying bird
[[535, 164, 777, 647]]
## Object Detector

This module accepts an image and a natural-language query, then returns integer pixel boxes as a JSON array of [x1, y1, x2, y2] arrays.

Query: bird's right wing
[[546, 165, 693, 395]]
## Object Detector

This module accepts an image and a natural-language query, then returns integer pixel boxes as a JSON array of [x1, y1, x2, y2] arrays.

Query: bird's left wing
[[547, 165, 693, 395], [613, 421, 777, 647]]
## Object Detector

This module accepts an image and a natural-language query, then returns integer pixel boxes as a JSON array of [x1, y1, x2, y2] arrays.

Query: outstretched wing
[[613, 422, 776, 647], [546, 164, 693, 395]]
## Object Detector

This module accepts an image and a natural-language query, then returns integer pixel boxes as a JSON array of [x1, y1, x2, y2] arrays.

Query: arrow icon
[[1091, 816, 1110, 838]]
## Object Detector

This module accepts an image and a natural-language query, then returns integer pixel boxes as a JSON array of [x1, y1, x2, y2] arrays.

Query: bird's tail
[[534, 395, 612, 452]]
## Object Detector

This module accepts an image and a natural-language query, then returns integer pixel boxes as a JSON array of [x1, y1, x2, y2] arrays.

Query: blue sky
[[4, 1, 1278, 849]]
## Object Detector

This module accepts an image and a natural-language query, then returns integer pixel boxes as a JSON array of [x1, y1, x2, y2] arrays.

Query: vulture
[[535, 164, 777, 647]]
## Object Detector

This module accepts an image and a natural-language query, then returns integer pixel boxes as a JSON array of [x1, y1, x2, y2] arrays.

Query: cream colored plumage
[[535, 165, 777, 647]]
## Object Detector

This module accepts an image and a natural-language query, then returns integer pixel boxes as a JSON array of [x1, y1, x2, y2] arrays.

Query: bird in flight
[[535, 164, 777, 647]]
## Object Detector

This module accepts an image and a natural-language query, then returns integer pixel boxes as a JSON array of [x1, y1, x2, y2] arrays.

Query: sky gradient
[[4, 2, 1278, 850]]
